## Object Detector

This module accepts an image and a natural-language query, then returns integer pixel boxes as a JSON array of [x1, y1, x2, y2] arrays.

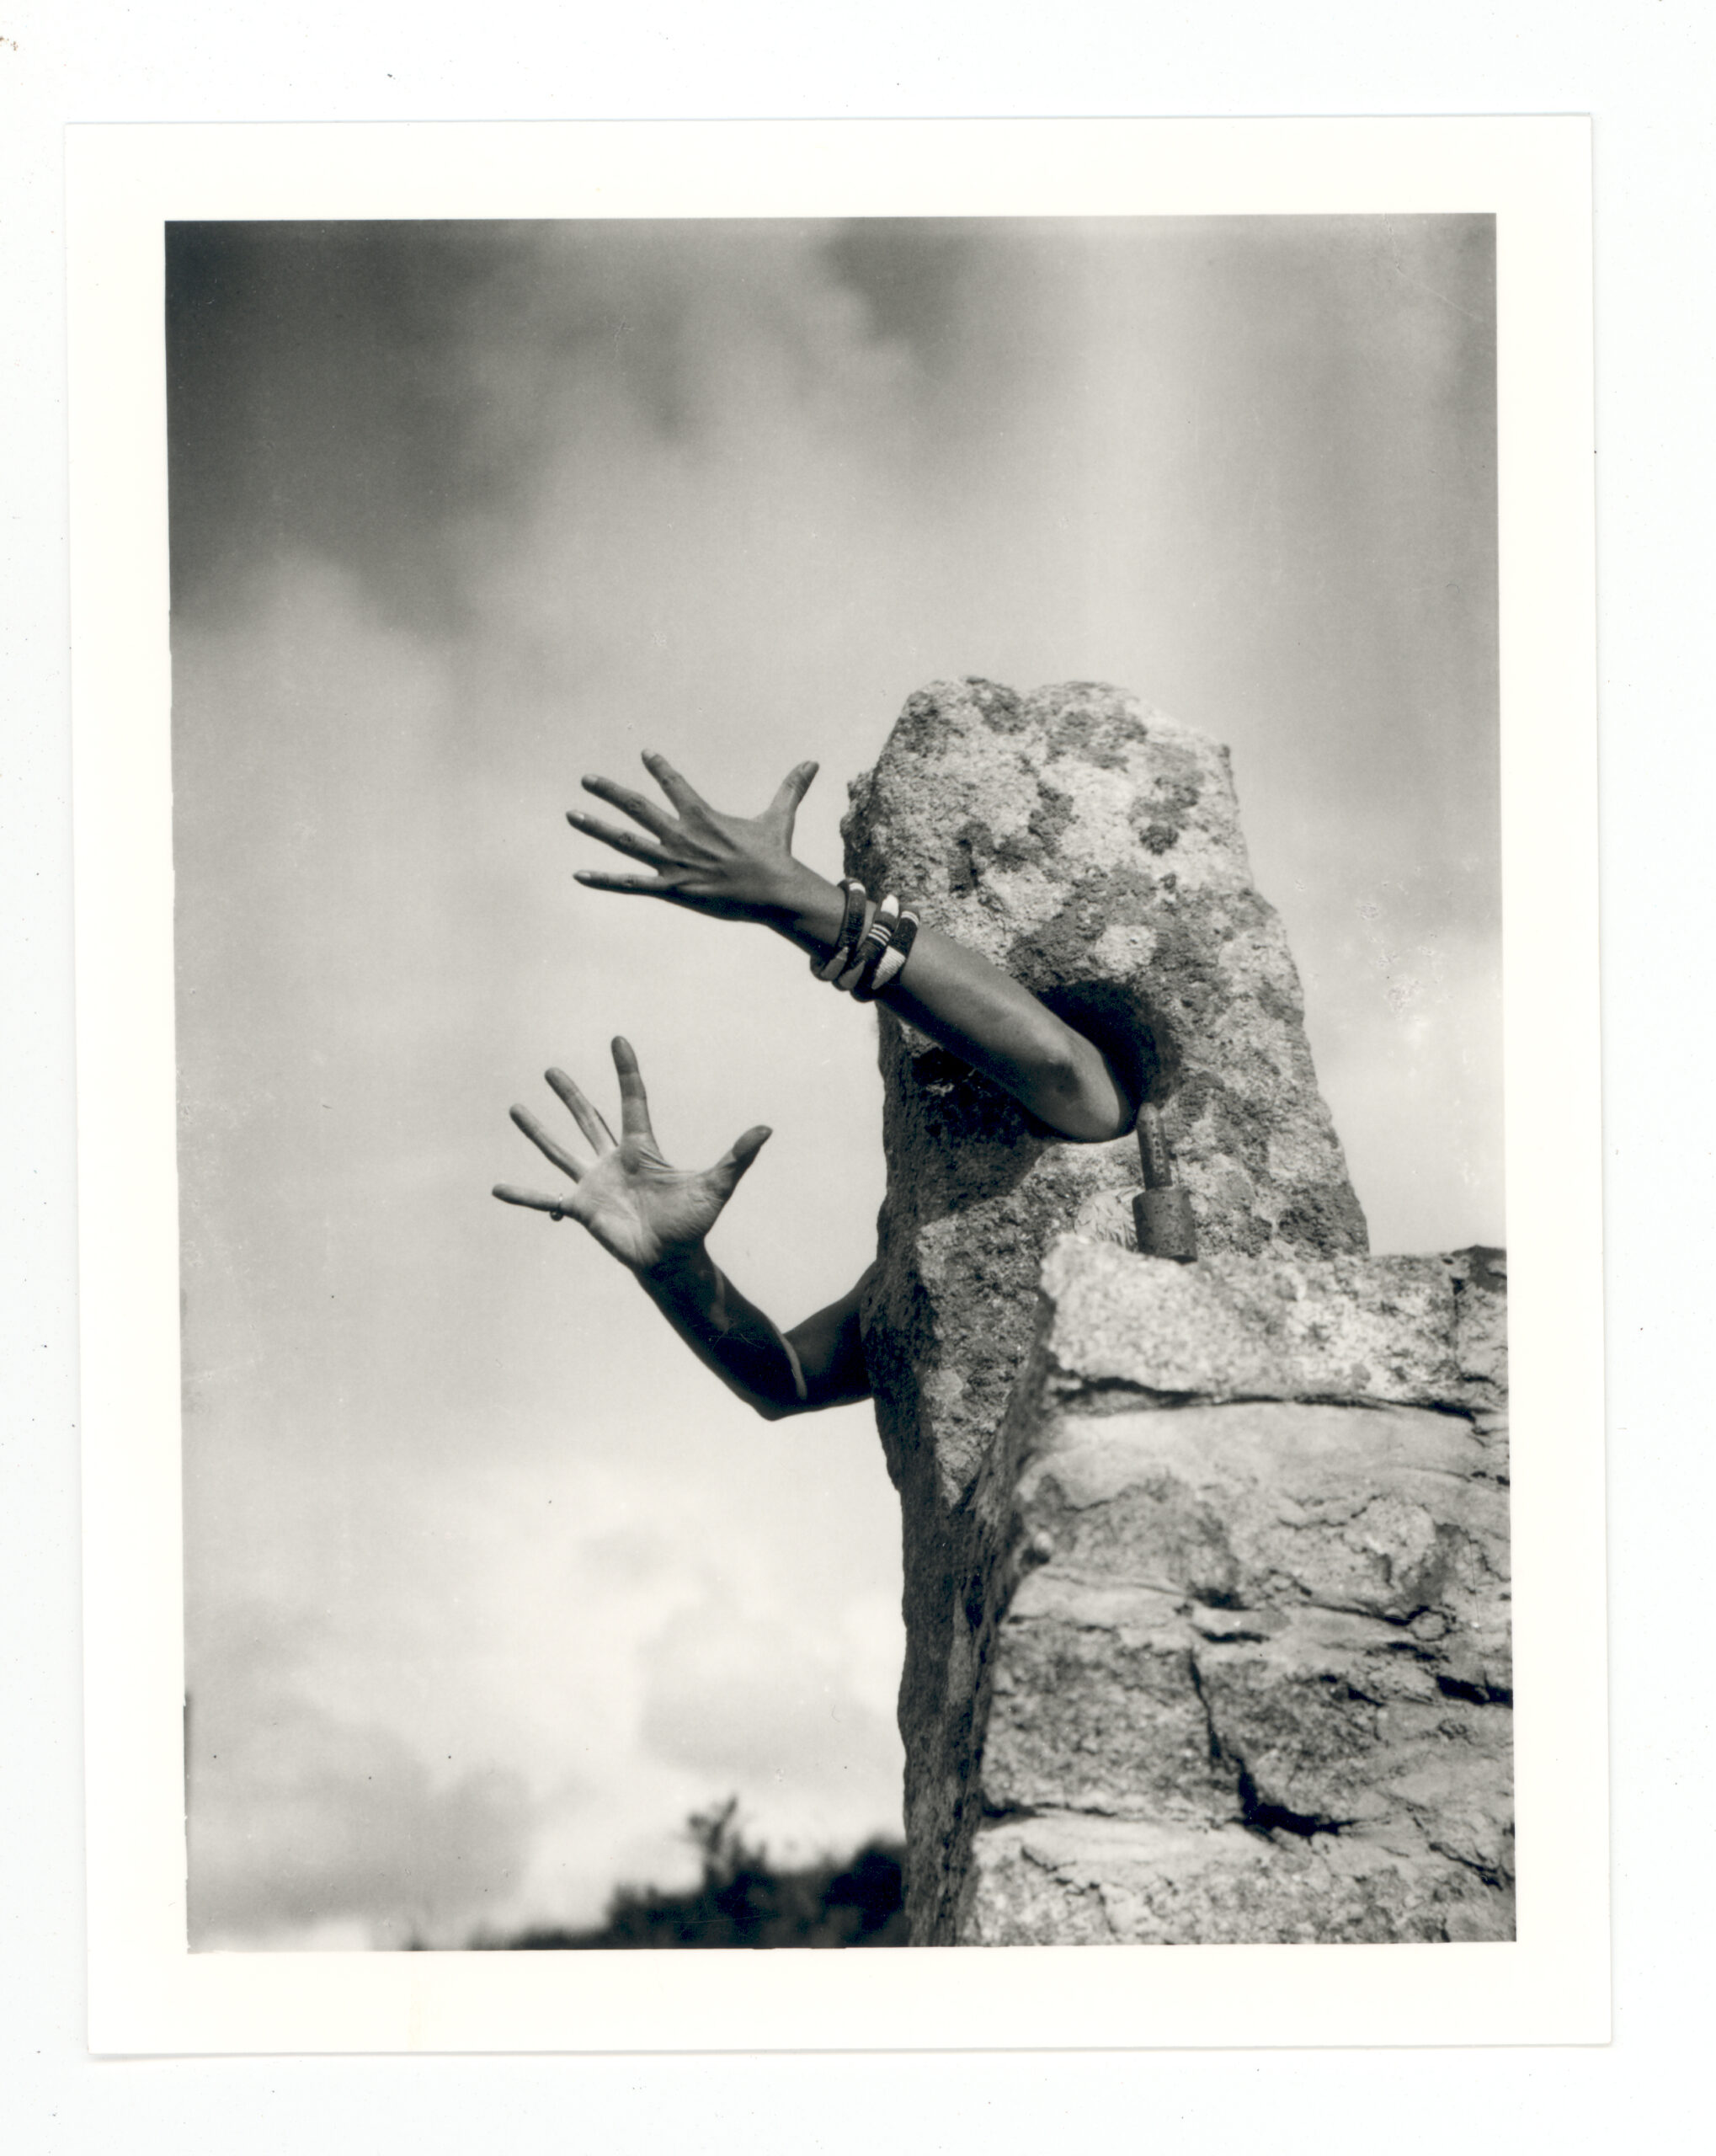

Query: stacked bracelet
[[837, 893, 900, 993], [812, 878, 870, 981], [812, 880, 919, 1000], [856, 910, 919, 1001]]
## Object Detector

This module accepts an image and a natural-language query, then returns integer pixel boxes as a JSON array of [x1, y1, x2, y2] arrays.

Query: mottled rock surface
[[951, 1237, 1513, 1945], [843, 679, 1372, 1937]]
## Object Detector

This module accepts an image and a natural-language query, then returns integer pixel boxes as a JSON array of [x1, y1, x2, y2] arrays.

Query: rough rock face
[[955, 1237, 1512, 1945], [842, 678, 1368, 1284], [842, 679, 1372, 1936]]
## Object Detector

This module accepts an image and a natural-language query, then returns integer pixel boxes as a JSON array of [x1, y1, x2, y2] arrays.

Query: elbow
[[1035, 1037, 1135, 1143], [751, 1369, 815, 1421], [750, 1375, 871, 1420], [751, 1394, 803, 1422], [750, 1386, 845, 1421], [742, 1335, 813, 1419]]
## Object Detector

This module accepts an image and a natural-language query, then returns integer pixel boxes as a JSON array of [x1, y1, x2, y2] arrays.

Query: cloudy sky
[[168, 216, 1498, 1948]]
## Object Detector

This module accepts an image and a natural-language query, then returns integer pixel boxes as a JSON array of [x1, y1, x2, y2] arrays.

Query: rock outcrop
[[844, 679, 1376, 1937], [959, 1237, 1512, 1944]]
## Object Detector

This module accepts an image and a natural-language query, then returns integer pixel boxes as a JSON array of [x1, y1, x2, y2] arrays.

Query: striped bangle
[[859, 910, 919, 1001], [812, 878, 869, 981], [837, 892, 900, 994]]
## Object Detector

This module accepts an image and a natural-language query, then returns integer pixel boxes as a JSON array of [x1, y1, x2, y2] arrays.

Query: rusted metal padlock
[[1132, 1100, 1197, 1262]]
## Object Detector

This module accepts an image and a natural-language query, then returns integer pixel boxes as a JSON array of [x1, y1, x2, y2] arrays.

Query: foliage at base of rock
[[482, 1801, 909, 1951]]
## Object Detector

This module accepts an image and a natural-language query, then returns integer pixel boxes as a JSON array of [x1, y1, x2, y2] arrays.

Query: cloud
[[188, 1605, 534, 1949], [169, 216, 1501, 1943], [1308, 915, 1505, 1253], [637, 1587, 904, 1857]]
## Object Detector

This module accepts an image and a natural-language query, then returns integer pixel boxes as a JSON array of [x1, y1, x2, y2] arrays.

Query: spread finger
[[493, 1182, 589, 1221], [573, 870, 690, 899], [509, 1103, 586, 1181], [610, 1036, 656, 1140], [543, 1067, 616, 1150], [565, 811, 674, 868], [640, 750, 704, 812], [579, 775, 674, 837], [707, 1123, 771, 1197], [767, 760, 818, 818]]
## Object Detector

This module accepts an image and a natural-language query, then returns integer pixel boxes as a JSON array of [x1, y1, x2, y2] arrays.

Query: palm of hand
[[493, 1039, 770, 1273], [573, 1139, 735, 1270]]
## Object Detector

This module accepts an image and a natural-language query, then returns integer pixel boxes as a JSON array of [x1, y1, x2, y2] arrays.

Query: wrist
[[636, 1239, 716, 1291], [767, 861, 848, 944]]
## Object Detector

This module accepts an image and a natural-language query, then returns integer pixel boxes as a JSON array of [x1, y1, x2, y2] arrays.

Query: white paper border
[[68, 115, 1605, 2054]]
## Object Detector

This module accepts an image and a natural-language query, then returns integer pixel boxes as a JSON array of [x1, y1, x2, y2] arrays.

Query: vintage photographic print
[[169, 208, 1505, 1951], [71, 120, 1605, 2052]]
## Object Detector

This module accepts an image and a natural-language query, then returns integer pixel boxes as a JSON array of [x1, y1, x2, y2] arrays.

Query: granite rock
[[1032, 1234, 1509, 1417], [844, 679, 1370, 1937], [964, 1814, 1510, 1947], [946, 1238, 1514, 1945], [842, 678, 1367, 1291]]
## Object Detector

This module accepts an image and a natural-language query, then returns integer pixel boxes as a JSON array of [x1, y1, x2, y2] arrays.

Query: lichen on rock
[[956, 1240, 1514, 1945], [844, 678, 1375, 1938]]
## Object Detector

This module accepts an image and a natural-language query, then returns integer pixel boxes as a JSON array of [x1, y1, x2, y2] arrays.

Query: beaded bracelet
[[812, 878, 870, 980], [856, 910, 919, 1001], [836, 892, 900, 994]]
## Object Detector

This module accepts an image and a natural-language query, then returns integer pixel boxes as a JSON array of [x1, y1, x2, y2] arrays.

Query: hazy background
[[168, 216, 1499, 1948]]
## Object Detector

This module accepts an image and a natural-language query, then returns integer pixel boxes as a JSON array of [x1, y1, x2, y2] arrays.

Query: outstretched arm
[[568, 754, 1133, 1141], [493, 1038, 871, 1419]]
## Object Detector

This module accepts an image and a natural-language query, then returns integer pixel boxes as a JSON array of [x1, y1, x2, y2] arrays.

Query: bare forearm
[[565, 754, 1134, 1139], [498, 1042, 870, 1417], [762, 862, 1133, 1140], [635, 1242, 826, 1420]]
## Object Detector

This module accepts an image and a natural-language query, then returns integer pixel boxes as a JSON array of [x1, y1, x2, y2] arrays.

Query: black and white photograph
[[65, 117, 1607, 2054], [13, 0, 1716, 2132], [168, 208, 1508, 1951]]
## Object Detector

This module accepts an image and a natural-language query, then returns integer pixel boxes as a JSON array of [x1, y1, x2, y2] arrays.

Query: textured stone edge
[[921, 1237, 1511, 1946], [1034, 1235, 1508, 1417], [962, 1813, 1516, 1946]]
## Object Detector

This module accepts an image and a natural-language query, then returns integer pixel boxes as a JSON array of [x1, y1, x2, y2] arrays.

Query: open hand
[[493, 1038, 771, 1273], [567, 752, 818, 921]]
